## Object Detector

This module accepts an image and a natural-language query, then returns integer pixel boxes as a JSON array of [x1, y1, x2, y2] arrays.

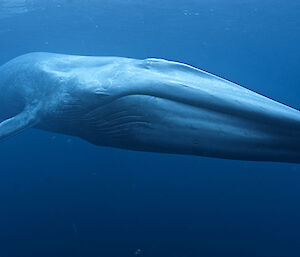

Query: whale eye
[[94, 89, 110, 97]]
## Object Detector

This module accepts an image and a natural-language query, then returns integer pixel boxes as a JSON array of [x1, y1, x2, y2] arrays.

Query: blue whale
[[0, 52, 299, 163]]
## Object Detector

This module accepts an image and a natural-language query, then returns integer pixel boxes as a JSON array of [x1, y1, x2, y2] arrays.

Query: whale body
[[0, 52, 299, 163]]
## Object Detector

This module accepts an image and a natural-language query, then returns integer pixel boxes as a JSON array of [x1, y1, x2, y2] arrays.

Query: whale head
[[0, 52, 299, 163]]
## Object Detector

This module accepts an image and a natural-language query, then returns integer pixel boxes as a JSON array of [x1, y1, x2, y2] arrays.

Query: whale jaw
[[93, 94, 300, 164], [39, 91, 300, 164]]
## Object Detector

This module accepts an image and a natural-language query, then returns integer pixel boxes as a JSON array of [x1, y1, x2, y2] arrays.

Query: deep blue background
[[0, 1, 300, 256]]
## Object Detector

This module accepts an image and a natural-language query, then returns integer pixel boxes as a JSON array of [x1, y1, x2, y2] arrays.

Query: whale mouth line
[[100, 93, 300, 141], [82, 93, 300, 163], [109, 92, 298, 128]]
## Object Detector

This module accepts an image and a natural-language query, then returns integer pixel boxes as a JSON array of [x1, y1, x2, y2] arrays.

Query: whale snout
[[104, 59, 300, 163]]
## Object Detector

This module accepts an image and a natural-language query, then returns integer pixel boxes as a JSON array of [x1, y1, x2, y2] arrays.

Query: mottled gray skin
[[0, 52, 299, 163]]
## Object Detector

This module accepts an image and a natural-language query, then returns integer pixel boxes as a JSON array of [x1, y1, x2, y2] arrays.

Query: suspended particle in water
[[72, 223, 78, 233], [134, 249, 142, 255]]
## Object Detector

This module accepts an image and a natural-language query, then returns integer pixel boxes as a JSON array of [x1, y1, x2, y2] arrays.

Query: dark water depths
[[0, 1, 300, 256]]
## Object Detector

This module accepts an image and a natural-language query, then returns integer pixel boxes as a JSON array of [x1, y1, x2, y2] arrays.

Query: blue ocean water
[[0, 0, 300, 256]]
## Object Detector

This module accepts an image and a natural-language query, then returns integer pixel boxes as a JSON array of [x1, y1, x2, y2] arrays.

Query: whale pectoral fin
[[0, 109, 38, 141]]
